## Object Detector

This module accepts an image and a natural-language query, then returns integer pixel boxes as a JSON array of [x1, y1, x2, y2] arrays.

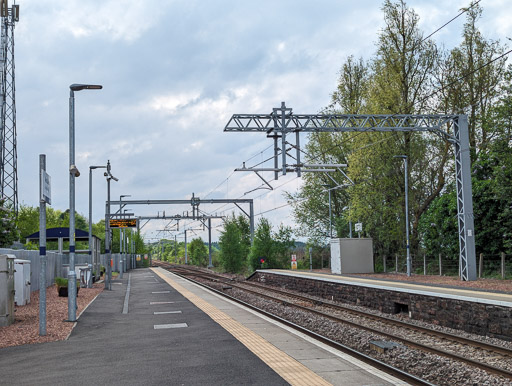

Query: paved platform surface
[[0, 268, 403, 385], [265, 270, 512, 307]]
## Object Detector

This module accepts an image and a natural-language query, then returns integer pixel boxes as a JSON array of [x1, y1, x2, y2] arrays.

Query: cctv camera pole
[[89, 165, 106, 287], [68, 87, 78, 322], [105, 161, 112, 290]]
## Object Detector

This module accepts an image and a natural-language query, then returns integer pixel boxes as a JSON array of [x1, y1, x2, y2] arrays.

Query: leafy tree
[[248, 218, 274, 269], [218, 214, 249, 273], [288, 0, 509, 263], [0, 199, 18, 247], [439, 2, 507, 161], [248, 218, 295, 270], [273, 224, 295, 268], [189, 237, 208, 267]]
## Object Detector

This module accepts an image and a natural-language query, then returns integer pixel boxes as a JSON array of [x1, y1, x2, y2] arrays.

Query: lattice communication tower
[[0, 0, 18, 213]]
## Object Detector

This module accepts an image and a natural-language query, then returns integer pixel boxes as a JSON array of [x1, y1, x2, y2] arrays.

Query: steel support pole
[[273, 135, 279, 180], [184, 230, 188, 264], [296, 131, 301, 177], [105, 170, 112, 290], [207, 217, 213, 268], [404, 157, 411, 277], [281, 104, 286, 176], [328, 189, 332, 238], [249, 201, 254, 245], [39, 154, 47, 336], [174, 234, 177, 263], [68, 90, 77, 322], [454, 115, 477, 280], [88, 167, 93, 287], [309, 247, 312, 272]]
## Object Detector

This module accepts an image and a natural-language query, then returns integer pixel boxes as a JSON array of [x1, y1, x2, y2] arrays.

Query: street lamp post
[[68, 83, 102, 322], [119, 195, 130, 275], [104, 160, 118, 290], [394, 155, 411, 277], [89, 165, 107, 288]]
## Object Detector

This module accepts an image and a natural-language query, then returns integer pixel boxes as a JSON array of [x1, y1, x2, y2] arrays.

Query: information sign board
[[109, 218, 137, 228]]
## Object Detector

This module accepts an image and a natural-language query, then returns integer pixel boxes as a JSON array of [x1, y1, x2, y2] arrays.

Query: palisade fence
[[0, 249, 134, 293], [378, 252, 512, 279]]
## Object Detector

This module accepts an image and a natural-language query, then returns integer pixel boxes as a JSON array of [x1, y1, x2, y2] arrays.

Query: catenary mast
[[0, 0, 19, 213]]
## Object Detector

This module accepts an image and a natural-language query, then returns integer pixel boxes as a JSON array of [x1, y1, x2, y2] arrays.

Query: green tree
[[0, 199, 18, 247], [439, 2, 507, 161], [248, 218, 274, 270], [218, 215, 247, 273], [273, 224, 295, 268], [189, 237, 208, 267]]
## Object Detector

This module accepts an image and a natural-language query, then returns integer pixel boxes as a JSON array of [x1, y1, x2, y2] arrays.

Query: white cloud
[[149, 91, 202, 114], [52, 0, 169, 42]]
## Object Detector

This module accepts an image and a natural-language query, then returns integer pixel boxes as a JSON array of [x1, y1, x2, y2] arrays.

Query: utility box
[[330, 238, 374, 274], [0, 254, 15, 326], [14, 259, 31, 306]]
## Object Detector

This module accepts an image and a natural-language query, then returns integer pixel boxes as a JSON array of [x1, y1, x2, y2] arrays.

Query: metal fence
[[0, 249, 137, 293], [377, 253, 512, 279], [0, 249, 92, 292]]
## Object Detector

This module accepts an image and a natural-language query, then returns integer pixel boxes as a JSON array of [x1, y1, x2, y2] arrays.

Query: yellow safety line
[[272, 270, 512, 300], [152, 268, 332, 386]]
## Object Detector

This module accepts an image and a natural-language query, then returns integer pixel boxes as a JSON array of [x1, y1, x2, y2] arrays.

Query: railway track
[[154, 261, 512, 384]]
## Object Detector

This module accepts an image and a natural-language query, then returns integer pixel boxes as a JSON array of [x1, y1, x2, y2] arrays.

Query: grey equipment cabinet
[[0, 254, 15, 326]]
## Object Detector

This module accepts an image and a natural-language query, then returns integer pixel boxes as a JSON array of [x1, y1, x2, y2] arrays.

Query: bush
[[54, 277, 80, 288]]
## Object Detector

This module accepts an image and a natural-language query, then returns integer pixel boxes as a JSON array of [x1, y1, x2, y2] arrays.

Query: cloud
[[51, 1, 170, 42]]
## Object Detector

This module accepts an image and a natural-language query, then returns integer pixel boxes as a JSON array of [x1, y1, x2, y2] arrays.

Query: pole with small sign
[[291, 254, 297, 270]]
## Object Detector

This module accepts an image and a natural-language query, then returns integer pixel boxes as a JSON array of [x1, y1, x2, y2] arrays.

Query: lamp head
[[70, 84, 103, 91]]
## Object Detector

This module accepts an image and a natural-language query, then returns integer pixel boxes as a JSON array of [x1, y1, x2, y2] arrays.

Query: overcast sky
[[14, 0, 511, 243]]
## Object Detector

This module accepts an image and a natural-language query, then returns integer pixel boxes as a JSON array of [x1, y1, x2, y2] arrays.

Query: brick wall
[[250, 272, 512, 341]]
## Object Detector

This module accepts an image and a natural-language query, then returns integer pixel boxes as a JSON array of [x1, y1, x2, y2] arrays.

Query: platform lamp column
[[104, 160, 118, 290], [68, 83, 102, 322], [89, 165, 106, 288], [119, 195, 130, 275]]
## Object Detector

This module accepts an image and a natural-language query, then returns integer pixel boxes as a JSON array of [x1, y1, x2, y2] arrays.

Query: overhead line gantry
[[224, 102, 476, 281]]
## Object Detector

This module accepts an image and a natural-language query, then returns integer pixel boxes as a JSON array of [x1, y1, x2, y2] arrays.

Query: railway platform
[[264, 269, 512, 307], [254, 269, 512, 341], [0, 268, 404, 385]]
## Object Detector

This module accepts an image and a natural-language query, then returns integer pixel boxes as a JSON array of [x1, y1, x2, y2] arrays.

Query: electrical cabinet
[[0, 254, 15, 326], [14, 259, 31, 306]]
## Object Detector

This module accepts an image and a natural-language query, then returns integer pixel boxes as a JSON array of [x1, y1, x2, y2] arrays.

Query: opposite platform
[[264, 269, 512, 307]]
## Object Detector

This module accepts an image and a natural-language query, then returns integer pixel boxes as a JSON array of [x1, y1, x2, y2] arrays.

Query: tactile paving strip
[[153, 268, 332, 386]]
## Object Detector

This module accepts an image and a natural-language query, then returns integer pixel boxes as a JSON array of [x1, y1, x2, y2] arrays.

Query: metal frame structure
[[108, 194, 254, 268], [0, 1, 18, 212], [224, 102, 476, 281], [109, 194, 255, 241]]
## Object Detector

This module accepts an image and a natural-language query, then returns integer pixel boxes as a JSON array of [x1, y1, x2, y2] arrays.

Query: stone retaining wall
[[249, 272, 512, 341]]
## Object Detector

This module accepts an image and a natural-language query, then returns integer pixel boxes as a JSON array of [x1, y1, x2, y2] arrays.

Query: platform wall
[[250, 271, 512, 341]]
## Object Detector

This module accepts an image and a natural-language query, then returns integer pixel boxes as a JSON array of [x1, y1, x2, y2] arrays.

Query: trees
[[189, 237, 208, 267], [248, 218, 295, 270], [248, 218, 273, 270], [0, 199, 18, 247], [289, 0, 510, 264], [219, 217, 245, 273]]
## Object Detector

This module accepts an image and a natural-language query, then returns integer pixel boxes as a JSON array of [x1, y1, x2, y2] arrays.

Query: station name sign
[[109, 218, 137, 228]]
